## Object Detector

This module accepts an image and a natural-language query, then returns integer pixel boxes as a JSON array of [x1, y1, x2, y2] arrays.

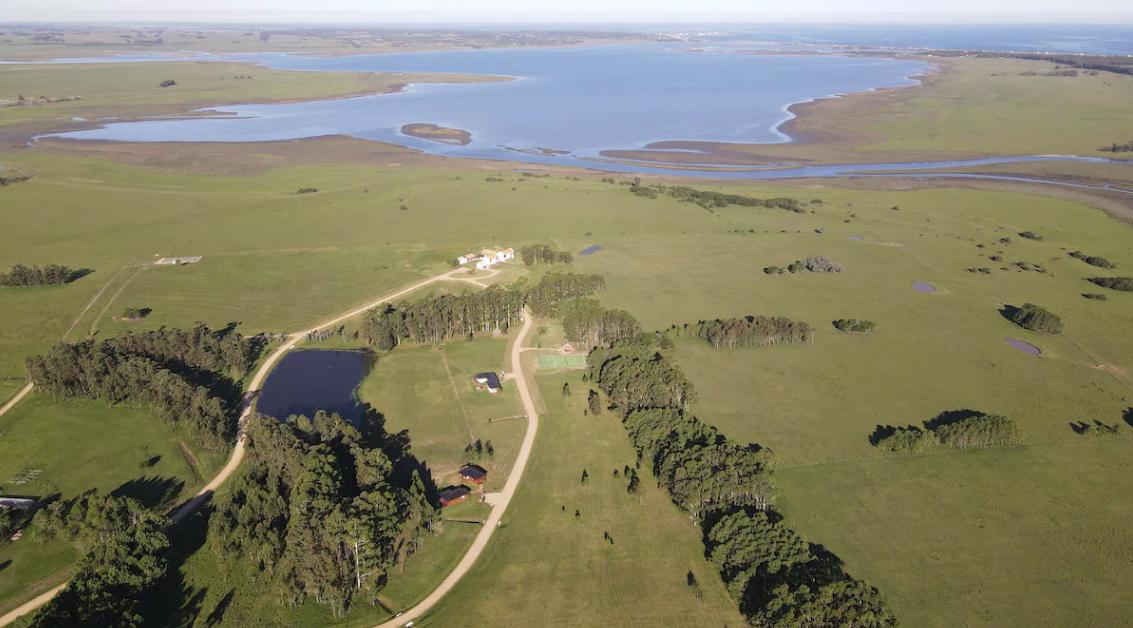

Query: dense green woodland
[[1088, 276, 1133, 292], [587, 318, 895, 626], [873, 413, 1019, 453], [519, 243, 573, 266], [1008, 303, 1063, 334], [364, 272, 604, 350], [26, 494, 168, 627], [210, 410, 436, 617], [625, 181, 806, 213], [0, 264, 88, 287], [25, 324, 262, 449]]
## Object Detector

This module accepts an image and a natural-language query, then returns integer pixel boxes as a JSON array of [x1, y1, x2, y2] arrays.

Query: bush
[[1018, 231, 1043, 240], [1008, 303, 1063, 334], [1082, 293, 1109, 301], [874, 426, 936, 452], [121, 307, 151, 320], [832, 319, 876, 333], [159, 79, 176, 87], [763, 266, 784, 275], [1070, 251, 1116, 269], [803, 255, 843, 273], [786, 261, 805, 274], [1088, 276, 1133, 291]]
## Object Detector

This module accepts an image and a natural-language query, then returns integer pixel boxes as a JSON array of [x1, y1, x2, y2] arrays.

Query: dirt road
[[372, 306, 540, 628], [0, 267, 464, 626]]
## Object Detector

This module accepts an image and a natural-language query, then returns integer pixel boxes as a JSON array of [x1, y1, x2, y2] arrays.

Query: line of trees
[[0, 263, 89, 287], [1088, 276, 1133, 292], [628, 181, 806, 213], [209, 409, 437, 617], [668, 315, 814, 349], [25, 325, 260, 449], [587, 331, 894, 626], [364, 273, 605, 350], [561, 298, 641, 350], [27, 493, 169, 626], [1100, 141, 1133, 153], [764, 255, 844, 275], [520, 244, 573, 266], [872, 412, 1018, 452], [1069, 250, 1116, 269]]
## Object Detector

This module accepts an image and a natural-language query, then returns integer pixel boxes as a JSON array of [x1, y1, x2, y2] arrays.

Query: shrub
[[159, 79, 176, 87], [1018, 231, 1043, 240], [874, 426, 936, 452], [1088, 277, 1133, 291], [763, 266, 784, 275], [803, 255, 843, 273], [1069, 251, 1116, 269], [1082, 293, 1109, 301], [1008, 303, 1063, 334], [832, 319, 876, 333], [121, 307, 151, 320]]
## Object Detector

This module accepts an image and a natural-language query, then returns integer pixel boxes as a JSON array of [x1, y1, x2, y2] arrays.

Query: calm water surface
[[257, 349, 371, 422]]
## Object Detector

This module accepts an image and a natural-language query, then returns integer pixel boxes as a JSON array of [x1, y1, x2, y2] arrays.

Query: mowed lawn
[[359, 335, 526, 492], [0, 393, 223, 618], [419, 371, 745, 627]]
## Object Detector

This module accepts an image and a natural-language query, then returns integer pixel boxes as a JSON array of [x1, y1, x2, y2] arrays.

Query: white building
[[474, 247, 515, 270]]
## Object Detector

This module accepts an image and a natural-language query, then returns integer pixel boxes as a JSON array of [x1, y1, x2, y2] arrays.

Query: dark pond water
[[257, 349, 371, 422], [912, 281, 938, 293], [580, 244, 602, 256]]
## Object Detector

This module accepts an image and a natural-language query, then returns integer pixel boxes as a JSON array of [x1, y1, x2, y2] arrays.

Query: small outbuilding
[[439, 485, 472, 507], [459, 464, 488, 485], [474, 372, 502, 393]]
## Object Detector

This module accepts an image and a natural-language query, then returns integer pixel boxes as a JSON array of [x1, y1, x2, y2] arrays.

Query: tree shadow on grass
[[923, 409, 983, 431], [204, 589, 235, 627], [0, 559, 10, 573], [112, 476, 186, 511], [138, 505, 213, 628], [1123, 408, 1133, 429]]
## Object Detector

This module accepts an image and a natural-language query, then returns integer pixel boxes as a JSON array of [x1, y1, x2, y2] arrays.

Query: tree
[[1009, 303, 1063, 334], [754, 579, 896, 628]]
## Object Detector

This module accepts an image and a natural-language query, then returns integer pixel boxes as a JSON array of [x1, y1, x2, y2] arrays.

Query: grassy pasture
[[418, 370, 745, 627], [359, 336, 526, 492], [0, 61, 503, 130], [1, 147, 1132, 625]]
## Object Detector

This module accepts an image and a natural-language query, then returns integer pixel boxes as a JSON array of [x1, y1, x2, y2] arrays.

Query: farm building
[[475, 247, 515, 270], [439, 485, 472, 507], [474, 372, 502, 393], [155, 256, 203, 266], [459, 464, 488, 485], [456, 252, 480, 265]]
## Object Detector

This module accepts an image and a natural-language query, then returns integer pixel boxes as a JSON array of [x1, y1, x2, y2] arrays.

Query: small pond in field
[[580, 244, 602, 256], [912, 281, 938, 293], [257, 349, 372, 422], [1005, 337, 1042, 356]]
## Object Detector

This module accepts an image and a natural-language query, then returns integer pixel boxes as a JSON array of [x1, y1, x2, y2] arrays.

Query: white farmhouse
[[473, 247, 515, 270]]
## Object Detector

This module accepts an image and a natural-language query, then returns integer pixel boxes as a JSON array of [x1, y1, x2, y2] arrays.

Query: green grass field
[[359, 336, 526, 492], [0, 393, 223, 618], [418, 370, 746, 627], [2, 130, 1133, 624]]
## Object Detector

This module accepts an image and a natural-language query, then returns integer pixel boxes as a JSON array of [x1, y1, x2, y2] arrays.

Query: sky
[[4, 0, 1132, 24]]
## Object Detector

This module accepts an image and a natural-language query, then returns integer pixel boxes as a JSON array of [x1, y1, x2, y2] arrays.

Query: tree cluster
[[525, 272, 606, 317], [707, 511, 895, 627], [832, 319, 877, 333], [1100, 141, 1133, 153], [669, 315, 814, 349], [0, 263, 88, 287], [588, 335, 893, 625], [1017, 231, 1043, 241], [560, 298, 641, 350], [1088, 276, 1133, 291], [1070, 250, 1116, 269], [520, 244, 573, 266], [873, 413, 1018, 452], [25, 325, 259, 449], [1008, 303, 1063, 334], [28, 493, 169, 627], [765, 256, 843, 274], [209, 410, 436, 617], [628, 182, 805, 213], [365, 285, 525, 350]]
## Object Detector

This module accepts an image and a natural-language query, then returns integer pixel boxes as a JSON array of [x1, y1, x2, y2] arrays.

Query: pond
[[256, 349, 372, 422], [912, 281, 938, 293], [1005, 337, 1042, 357]]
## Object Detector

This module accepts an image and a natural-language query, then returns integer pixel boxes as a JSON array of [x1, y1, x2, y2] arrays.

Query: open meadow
[[1, 128, 1132, 624]]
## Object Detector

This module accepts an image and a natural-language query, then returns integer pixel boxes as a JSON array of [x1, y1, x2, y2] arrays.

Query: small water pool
[[1005, 337, 1042, 356], [580, 244, 602, 256], [257, 349, 372, 422], [912, 280, 938, 293]]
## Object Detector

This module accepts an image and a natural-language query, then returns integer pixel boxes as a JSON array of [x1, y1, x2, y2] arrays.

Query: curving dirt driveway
[[0, 267, 472, 626], [373, 306, 539, 628]]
